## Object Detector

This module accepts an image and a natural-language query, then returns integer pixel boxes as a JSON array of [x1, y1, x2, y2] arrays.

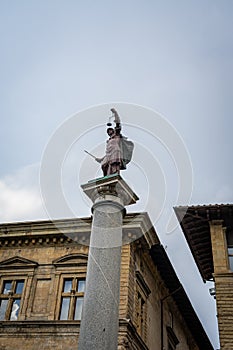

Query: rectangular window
[[226, 230, 233, 271], [0, 280, 25, 321], [167, 326, 179, 349], [135, 271, 150, 343], [136, 291, 146, 337], [59, 278, 85, 320], [228, 247, 233, 271]]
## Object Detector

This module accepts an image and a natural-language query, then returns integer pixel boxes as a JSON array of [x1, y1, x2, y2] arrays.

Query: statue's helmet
[[107, 127, 114, 135]]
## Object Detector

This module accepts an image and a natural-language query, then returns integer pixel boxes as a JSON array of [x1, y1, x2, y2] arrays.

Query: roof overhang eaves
[[174, 204, 233, 281]]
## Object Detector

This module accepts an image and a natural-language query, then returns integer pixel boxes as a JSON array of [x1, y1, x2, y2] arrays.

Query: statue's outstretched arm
[[95, 156, 104, 163], [110, 108, 121, 135], [110, 108, 120, 124]]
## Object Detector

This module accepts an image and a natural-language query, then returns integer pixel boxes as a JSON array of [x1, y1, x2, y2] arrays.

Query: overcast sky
[[1, 1, 233, 347]]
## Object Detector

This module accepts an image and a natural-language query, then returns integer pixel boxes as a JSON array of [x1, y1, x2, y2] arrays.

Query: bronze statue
[[94, 108, 134, 177]]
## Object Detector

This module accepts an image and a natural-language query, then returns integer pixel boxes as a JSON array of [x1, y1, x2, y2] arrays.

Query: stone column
[[209, 220, 233, 349], [209, 220, 228, 273], [78, 174, 138, 350]]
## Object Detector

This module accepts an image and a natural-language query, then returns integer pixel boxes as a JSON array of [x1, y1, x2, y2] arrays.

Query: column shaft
[[78, 199, 123, 350]]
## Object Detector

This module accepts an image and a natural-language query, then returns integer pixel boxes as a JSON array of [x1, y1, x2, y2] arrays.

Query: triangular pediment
[[0, 256, 38, 269], [53, 253, 88, 267]]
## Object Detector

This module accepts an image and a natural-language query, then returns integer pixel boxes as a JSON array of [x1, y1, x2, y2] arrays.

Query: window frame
[[59, 276, 85, 321], [0, 256, 38, 321], [228, 247, 233, 271], [226, 229, 233, 271], [53, 253, 88, 321], [134, 270, 151, 342], [136, 290, 146, 337], [0, 278, 25, 321], [166, 326, 179, 350]]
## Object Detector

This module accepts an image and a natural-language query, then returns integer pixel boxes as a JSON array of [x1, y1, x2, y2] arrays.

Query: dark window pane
[[228, 248, 233, 255], [229, 256, 233, 271], [63, 280, 72, 293], [0, 299, 8, 320], [10, 299, 21, 320], [3, 281, 12, 294], [77, 280, 85, 293], [227, 230, 233, 246], [74, 297, 83, 320], [16, 281, 24, 294], [60, 297, 70, 320]]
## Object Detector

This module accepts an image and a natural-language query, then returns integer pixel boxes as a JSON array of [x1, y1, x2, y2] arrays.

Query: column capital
[[81, 174, 139, 207], [209, 220, 224, 227]]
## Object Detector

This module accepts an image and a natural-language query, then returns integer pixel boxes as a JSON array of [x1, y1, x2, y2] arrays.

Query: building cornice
[[0, 213, 159, 249]]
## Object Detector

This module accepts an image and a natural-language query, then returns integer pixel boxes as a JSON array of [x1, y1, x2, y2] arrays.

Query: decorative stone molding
[[118, 319, 149, 350], [53, 253, 88, 267], [118, 335, 130, 349], [0, 234, 74, 248], [0, 256, 38, 269]]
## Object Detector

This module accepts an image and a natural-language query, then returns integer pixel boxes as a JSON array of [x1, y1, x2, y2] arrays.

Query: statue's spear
[[84, 150, 96, 159]]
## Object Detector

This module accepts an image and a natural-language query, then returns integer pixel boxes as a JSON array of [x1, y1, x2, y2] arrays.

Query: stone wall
[[0, 219, 206, 350], [215, 275, 233, 349], [129, 241, 200, 350], [210, 220, 233, 349]]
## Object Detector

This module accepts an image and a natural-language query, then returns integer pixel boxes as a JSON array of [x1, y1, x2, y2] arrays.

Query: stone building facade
[[175, 204, 233, 349], [0, 212, 213, 350]]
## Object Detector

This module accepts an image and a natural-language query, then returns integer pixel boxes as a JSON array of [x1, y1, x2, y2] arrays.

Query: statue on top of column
[[94, 108, 134, 177]]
